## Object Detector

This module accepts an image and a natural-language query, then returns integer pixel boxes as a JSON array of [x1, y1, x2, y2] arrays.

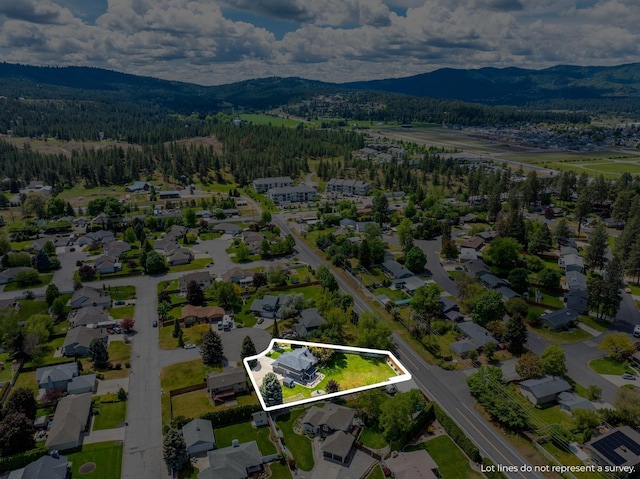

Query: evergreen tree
[[585, 221, 608, 271], [200, 330, 224, 365], [272, 318, 279, 338], [554, 219, 570, 248], [186, 280, 205, 306], [260, 372, 283, 407], [172, 318, 182, 338], [241, 336, 258, 368], [163, 427, 189, 472], [358, 239, 372, 268], [89, 338, 109, 368], [3, 387, 37, 420], [503, 316, 528, 355], [45, 283, 60, 306]]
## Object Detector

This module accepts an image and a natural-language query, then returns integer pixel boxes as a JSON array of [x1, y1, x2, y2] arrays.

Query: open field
[[240, 113, 303, 128]]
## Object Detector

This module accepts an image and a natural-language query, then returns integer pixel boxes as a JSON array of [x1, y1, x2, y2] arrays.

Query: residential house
[[477, 231, 497, 242], [562, 254, 585, 273], [66, 374, 97, 395], [540, 308, 579, 330], [77, 230, 115, 246], [221, 267, 253, 286], [69, 286, 111, 309], [206, 369, 248, 403], [478, 272, 509, 290], [178, 271, 212, 294], [302, 403, 355, 437], [69, 307, 110, 328], [94, 255, 121, 274], [402, 275, 426, 294], [45, 393, 92, 451], [0, 267, 34, 285], [251, 411, 269, 428], [159, 190, 180, 199], [211, 223, 244, 236], [585, 426, 640, 470], [182, 419, 215, 456], [181, 305, 224, 326], [565, 289, 588, 314], [519, 375, 571, 406], [199, 441, 263, 479], [153, 236, 180, 256], [498, 286, 520, 301], [460, 236, 485, 250], [560, 246, 579, 257], [384, 450, 440, 479], [105, 240, 131, 257], [252, 176, 294, 193], [267, 185, 317, 203], [62, 327, 107, 357], [382, 260, 412, 280], [565, 270, 587, 291], [36, 362, 78, 392], [272, 347, 318, 384], [450, 322, 498, 358], [126, 181, 152, 192], [294, 308, 326, 338], [242, 231, 265, 254], [249, 294, 291, 319], [459, 247, 479, 262], [168, 249, 193, 266], [466, 260, 490, 277], [557, 392, 595, 413], [321, 431, 354, 464], [7, 454, 69, 479]]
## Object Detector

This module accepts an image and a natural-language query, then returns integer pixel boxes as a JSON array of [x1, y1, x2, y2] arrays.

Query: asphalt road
[[274, 215, 544, 478]]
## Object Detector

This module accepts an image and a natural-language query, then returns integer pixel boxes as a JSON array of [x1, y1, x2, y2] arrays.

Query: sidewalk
[[83, 424, 125, 445], [576, 322, 602, 337]]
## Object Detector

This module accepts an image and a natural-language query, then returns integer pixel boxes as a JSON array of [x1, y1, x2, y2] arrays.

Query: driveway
[[96, 377, 129, 395]]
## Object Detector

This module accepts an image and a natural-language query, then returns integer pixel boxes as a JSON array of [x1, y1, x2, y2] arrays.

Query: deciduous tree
[[503, 315, 528, 355], [3, 387, 37, 420], [471, 290, 506, 326], [0, 412, 34, 456], [356, 312, 393, 350], [541, 345, 566, 377], [598, 332, 634, 361], [404, 246, 426, 273], [516, 352, 543, 380], [186, 280, 205, 306]]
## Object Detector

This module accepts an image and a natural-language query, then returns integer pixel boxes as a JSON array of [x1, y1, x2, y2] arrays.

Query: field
[[240, 113, 303, 128]]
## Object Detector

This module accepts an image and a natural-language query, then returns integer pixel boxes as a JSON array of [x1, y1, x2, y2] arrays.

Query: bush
[[200, 405, 262, 428], [0, 449, 47, 473], [434, 404, 481, 462]]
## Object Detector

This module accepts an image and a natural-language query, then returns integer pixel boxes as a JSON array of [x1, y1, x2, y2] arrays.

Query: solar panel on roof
[[592, 431, 640, 466]]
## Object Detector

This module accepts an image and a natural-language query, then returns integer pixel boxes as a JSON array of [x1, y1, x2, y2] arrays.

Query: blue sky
[[0, 0, 636, 85]]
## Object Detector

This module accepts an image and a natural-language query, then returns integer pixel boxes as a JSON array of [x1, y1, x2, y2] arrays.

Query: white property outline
[[243, 338, 412, 411]]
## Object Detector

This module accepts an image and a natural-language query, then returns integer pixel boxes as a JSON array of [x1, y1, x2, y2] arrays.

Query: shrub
[[434, 404, 481, 462]]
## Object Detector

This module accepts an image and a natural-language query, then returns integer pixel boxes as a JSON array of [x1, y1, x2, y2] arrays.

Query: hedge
[[391, 403, 435, 451], [201, 404, 262, 428], [434, 404, 481, 463], [0, 449, 47, 473]]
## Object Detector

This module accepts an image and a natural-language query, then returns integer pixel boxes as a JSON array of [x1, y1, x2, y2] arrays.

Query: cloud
[[0, 0, 73, 24]]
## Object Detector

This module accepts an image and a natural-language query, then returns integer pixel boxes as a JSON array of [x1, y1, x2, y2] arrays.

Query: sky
[[0, 0, 638, 86]]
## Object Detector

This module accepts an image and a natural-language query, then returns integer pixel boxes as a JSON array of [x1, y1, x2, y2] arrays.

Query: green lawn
[[158, 279, 179, 293], [240, 113, 303, 128], [540, 440, 603, 479], [3, 273, 53, 292], [171, 390, 258, 419], [527, 323, 592, 344], [93, 400, 127, 430], [160, 359, 222, 391], [110, 305, 134, 319], [268, 461, 293, 479], [108, 341, 131, 364], [281, 353, 396, 401], [22, 337, 70, 369], [0, 352, 14, 382], [68, 441, 123, 479], [276, 408, 314, 471], [108, 286, 136, 301], [160, 323, 210, 350], [215, 421, 277, 455], [14, 300, 49, 321], [13, 370, 37, 393], [170, 258, 212, 273], [374, 287, 409, 302], [366, 465, 385, 479], [589, 357, 634, 375], [178, 462, 199, 479], [359, 428, 387, 449], [416, 436, 484, 479], [578, 315, 610, 333]]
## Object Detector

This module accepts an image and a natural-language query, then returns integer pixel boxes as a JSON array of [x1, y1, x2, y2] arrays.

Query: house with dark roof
[[302, 404, 355, 437], [460, 236, 485, 250], [0, 267, 35, 285], [294, 308, 326, 338], [126, 181, 152, 192], [7, 453, 69, 479], [478, 273, 509, 290], [565, 270, 587, 291], [69, 307, 112, 328], [401, 275, 426, 294], [249, 294, 291, 319], [321, 431, 354, 464], [242, 231, 265, 254], [272, 347, 318, 384], [585, 426, 640, 470], [564, 289, 588, 314], [384, 449, 440, 479], [498, 286, 520, 301], [206, 369, 248, 404], [477, 231, 497, 241], [36, 362, 78, 392], [45, 393, 92, 451], [178, 271, 212, 294], [69, 286, 111, 309], [94, 254, 121, 274], [381, 260, 412, 279], [557, 392, 595, 413], [466, 260, 490, 277], [182, 418, 215, 456], [199, 441, 263, 479], [562, 254, 584, 273], [519, 375, 571, 406], [541, 308, 579, 330], [450, 322, 498, 357], [62, 327, 107, 357]]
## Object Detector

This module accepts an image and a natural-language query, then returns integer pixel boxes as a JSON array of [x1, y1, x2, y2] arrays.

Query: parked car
[[184, 344, 196, 349], [622, 373, 636, 380], [634, 325, 640, 338], [114, 300, 125, 306], [257, 317, 264, 324], [152, 320, 158, 327], [69, 247, 76, 252]]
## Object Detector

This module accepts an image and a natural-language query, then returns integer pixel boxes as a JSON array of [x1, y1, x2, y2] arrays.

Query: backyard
[[281, 352, 396, 401], [68, 441, 123, 479], [408, 435, 484, 479], [215, 421, 277, 455], [275, 408, 314, 471], [93, 399, 127, 430], [171, 389, 259, 419]]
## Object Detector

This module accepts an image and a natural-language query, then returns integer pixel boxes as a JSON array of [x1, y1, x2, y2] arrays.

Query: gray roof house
[[585, 426, 640, 470], [321, 430, 355, 464], [249, 294, 291, 319], [66, 374, 97, 395], [478, 273, 509, 289], [199, 441, 263, 479], [36, 362, 78, 392], [450, 322, 498, 357], [382, 260, 413, 279], [562, 254, 584, 273], [45, 393, 92, 451], [564, 289, 588, 314], [251, 411, 269, 428], [69, 306, 110, 328], [182, 419, 215, 456], [206, 369, 248, 403], [466, 260, 490, 277], [7, 454, 69, 479], [557, 392, 595, 413], [0, 267, 34, 285], [252, 176, 294, 192], [178, 271, 212, 293], [268, 185, 317, 203], [295, 308, 326, 338], [519, 376, 571, 406], [540, 308, 579, 330], [384, 449, 440, 479], [69, 286, 111, 309], [211, 223, 244, 236], [62, 327, 107, 357], [272, 347, 318, 384], [565, 271, 587, 291], [303, 404, 355, 437]]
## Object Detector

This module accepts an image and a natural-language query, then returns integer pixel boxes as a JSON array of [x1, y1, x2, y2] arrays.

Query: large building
[[326, 178, 371, 196], [252, 176, 294, 193], [267, 185, 316, 203]]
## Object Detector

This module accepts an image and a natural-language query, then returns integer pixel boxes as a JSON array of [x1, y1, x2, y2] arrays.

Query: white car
[[184, 344, 196, 349], [634, 325, 640, 338]]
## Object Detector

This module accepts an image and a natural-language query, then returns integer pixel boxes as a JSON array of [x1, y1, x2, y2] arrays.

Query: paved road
[[273, 215, 543, 479]]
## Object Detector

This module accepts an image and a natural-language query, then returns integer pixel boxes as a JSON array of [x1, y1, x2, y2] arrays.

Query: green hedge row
[[434, 404, 481, 463], [201, 404, 262, 428], [0, 449, 48, 473], [391, 403, 435, 451]]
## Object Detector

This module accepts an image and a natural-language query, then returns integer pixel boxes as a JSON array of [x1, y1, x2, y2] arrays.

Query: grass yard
[[366, 465, 385, 479], [276, 408, 314, 471], [160, 359, 222, 391], [589, 357, 633, 375], [540, 440, 602, 479], [108, 341, 131, 365], [170, 258, 212, 273], [22, 337, 69, 369], [0, 352, 15, 382], [240, 113, 303, 128], [178, 462, 199, 479], [110, 305, 135, 319], [506, 384, 574, 430], [359, 428, 387, 449], [14, 300, 49, 321], [408, 436, 484, 479], [374, 287, 409, 302], [158, 279, 179, 293], [171, 390, 259, 419], [108, 286, 136, 301], [13, 371, 37, 393], [282, 353, 395, 400], [93, 400, 127, 430], [268, 461, 293, 479], [160, 324, 210, 350], [68, 441, 123, 479], [578, 315, 610, 333], [3, 273, 54, 292], [527, 323, 592, 344], [215, 421, 277, 455]]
